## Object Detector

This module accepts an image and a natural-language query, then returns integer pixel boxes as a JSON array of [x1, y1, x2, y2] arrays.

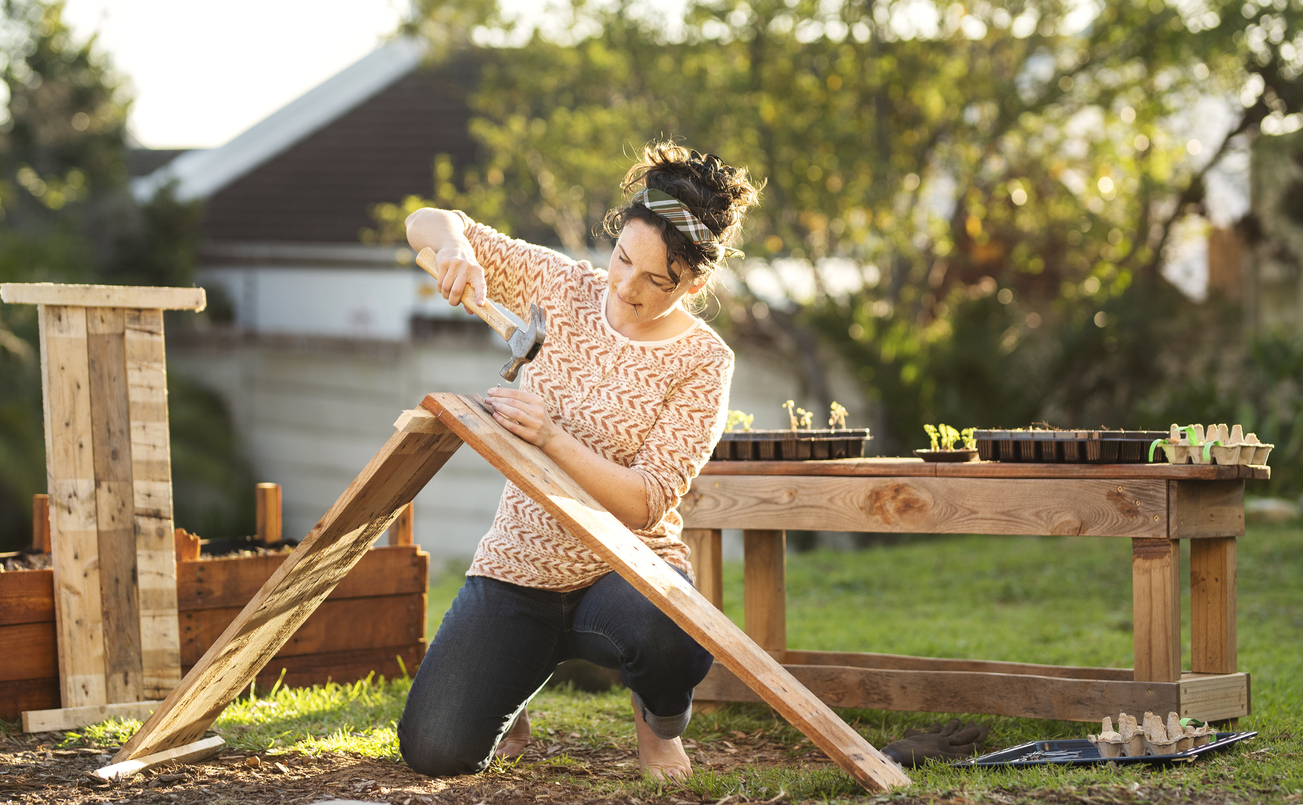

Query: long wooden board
[[111, 417, 463, 762], [699, 459, 1269, 481], [421, 394, 910, 791], [1, 283, 206, 310]]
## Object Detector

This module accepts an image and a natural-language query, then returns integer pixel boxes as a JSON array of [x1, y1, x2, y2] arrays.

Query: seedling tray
[[958, 731, 1255, 768], [973, 429, 1168, 464], [714, 429, 872, 461]]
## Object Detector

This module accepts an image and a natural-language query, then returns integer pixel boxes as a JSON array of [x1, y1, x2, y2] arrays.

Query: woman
[[397, 142, 761, 781]]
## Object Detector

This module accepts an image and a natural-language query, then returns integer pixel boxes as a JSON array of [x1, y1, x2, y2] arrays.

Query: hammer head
[[499, 303, 547, 381]]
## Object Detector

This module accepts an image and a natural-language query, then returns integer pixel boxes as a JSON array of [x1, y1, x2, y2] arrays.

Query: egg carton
[[1149, 423, 1273, 467]]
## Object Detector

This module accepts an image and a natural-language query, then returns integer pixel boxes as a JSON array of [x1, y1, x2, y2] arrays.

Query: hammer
[[415, 248, 547, 381]]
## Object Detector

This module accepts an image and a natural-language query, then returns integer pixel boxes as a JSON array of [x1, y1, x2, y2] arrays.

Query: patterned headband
[[633, 188, 743, 260]]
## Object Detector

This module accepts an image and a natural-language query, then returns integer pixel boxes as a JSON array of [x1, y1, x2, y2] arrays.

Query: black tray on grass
[[958, 731, 1255, 768]]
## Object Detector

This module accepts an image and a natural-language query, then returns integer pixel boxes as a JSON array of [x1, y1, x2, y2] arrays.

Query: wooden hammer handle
[[415, 247, 517, 341]]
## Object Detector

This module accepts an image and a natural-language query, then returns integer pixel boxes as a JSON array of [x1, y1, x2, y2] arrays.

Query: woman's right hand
[[431, 245, 488, 309]]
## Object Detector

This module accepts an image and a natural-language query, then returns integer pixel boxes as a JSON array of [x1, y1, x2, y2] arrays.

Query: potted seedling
[[713, 402, 872, 461], [914, 424, 980, 462]]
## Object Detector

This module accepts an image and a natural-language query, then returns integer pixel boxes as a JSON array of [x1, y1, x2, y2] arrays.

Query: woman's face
[[606, 217, 701, 326]]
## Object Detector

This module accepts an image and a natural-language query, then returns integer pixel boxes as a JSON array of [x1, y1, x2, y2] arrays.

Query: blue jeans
[[397, 568, 713, 777]]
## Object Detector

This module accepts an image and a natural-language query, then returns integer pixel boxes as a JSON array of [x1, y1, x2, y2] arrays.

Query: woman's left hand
[[485, 387, 558, 448]]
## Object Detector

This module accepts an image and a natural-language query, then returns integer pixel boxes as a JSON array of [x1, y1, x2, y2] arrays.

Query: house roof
[[134, 37, 480, 245]]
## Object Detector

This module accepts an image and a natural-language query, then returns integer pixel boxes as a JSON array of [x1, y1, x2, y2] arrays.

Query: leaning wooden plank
[[112, 421, 464, 763], [96, 735, 224, 781], [1, 283, 206, 311], [421, 393, 911, 792], [22, 700, 161, 733], [39, 304, 108, 709]]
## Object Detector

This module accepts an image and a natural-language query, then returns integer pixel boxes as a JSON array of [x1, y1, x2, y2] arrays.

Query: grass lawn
[[53, 521, 1303, 803]]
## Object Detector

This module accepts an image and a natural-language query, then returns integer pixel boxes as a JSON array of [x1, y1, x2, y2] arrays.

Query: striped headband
[[633, 188, 744, 260]]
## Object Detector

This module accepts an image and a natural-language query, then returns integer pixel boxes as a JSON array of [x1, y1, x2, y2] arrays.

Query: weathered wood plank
[[682, 529, 723, 610], [96, 736, 224, 781], [87, 307, 144, 704], [744, 530, 786, 653], [179, 594, 425, 664], [0, 569, 55, 626], [1170, 480, 1245, 539], [40, 304, 108, 708], [0, 678, 61, 723], [0, 623, 58, 682], [1, 283, 205, 311], [112, 420, 463, 763], [174, 545, 428, 610], [1191, 538, 1237, 675], [181, 643, 427, 693], [422, 394, 910, 792], [387, 501, 413, 546], [1180, 673, 1250, 722], [32, 493, 50, 553], [783, 650, 1135, 681], [1132, 538, 1182, 683], [22, 700, 161, 733], [682, 475, 1166, 537]]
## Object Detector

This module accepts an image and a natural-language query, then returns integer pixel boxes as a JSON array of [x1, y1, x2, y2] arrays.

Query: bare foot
[[494, 708, 531, 760], [631, 693, 691, 781]]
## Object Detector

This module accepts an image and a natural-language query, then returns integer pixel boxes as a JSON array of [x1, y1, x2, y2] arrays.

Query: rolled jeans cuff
[[631, 690, 692, 740]]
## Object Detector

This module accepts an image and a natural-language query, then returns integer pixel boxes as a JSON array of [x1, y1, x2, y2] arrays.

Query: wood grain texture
[[682, 529, 723, 610], [256, 483, 282, 544], [783, 650, 1135, 681], [1170, 480, 1245, 539], [695, 663, 1249, 722], [181, 644, 427, 694], [124, 309, 182, 698], [22, 700, 160, 734], [113, 420, 463, 763], [40, 304, 108, 708], [387, 501, 413, 546], [0, 570, 55, 627], [700, 459, 1267, 481], [95, 736, 223, 781], [32, 494, 50, 553], [87, 307, 143, 703], [0, 678, 61, 723], [2, 282, 205, 311], [1132, 538, 1182, 683], [0, 623, 58, 682], [1190, 538, 1237, 675], [174, 529, 201, 563], [744, 530, 786, 652], [682, 475, 1166, 537], [421, 393, 910, 792]]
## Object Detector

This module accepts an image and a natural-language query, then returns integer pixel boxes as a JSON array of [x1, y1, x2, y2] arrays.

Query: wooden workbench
[[680, 458, 1269, 723]]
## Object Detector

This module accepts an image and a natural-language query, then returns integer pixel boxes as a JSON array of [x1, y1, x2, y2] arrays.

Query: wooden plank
[[174, 545, 428, 610], [1, 283, 206, 311], [0, 623, 58, 682], [124, 309, 182, 698], [40, 304, 108, 709], [422, 394, 910, 792], [174, 529, 201, 563], [1170, 480, 1245, 539], [701, 459, 1263, 481], [112, 420, 463, 763], [182, 643, 427, 693], [22, 700, 161, 733], [682, 475, 1166, 537], [0, 569, 55, 626], [1180, 672, 1250, 722], [682, 529, 723, 609], [256, 483, 282, 544], [1132, 538, 1182, 683], [387, 501, 413, 546], [1190, 538, 1237, 675], [694, 661, 1185, 723], [87, 307, 144, 704], [95, 735, 224, 781], [701, 459, 936, 477], [0, 678, 62, 723], [784, 649, 1135, 681], [179, 594, 425, 664], [744, 530, 786, 653], [32, 493, 50, 553]]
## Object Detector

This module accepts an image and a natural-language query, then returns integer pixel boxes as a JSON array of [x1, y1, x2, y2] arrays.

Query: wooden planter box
[[0, 545, 428, 723]]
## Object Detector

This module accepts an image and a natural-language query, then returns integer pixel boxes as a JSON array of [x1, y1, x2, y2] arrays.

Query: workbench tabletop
[[700, 458, 1270, 481]]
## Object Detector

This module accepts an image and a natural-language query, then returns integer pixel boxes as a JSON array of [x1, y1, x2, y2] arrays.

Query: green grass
[[52, 522, 1303, 802]]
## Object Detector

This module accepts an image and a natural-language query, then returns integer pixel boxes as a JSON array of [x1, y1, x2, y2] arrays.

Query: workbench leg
[[744, 529, 786, 656], [1132, 538, 1181, 682], [683, 528, 723, 610], [1190, 537, 1237, 675]]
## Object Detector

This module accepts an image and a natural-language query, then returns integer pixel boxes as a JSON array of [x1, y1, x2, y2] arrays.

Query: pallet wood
[[682, 529, 723, 609], [783, 649, 1134, 681], [1170, 480, 1245, 539], [743, 530, 786, 653], [1191, 538, 1237, 675], [1131, 538, 1182, 683], [682, 475, 1167, 537], [0, 678, 61, 722], [96, 735, 224, 781], [0, 569, 55, 627], [388, 501, 414, 546], [111, 417, 463, 763], [0, 623, 58, 681], [182, 644, 427, 693], [22, 700, 161, 733], [422, 394, 910, 791], [1, 283, 206, 311], [40, 304, 108, 709], [32, 493, 50, 553]]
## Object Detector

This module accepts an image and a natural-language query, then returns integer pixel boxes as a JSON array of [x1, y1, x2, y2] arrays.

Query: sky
[[61, 0, 411, 149]]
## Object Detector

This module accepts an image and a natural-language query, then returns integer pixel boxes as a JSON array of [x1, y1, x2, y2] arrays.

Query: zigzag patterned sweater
[[457, 213, 735, 591]]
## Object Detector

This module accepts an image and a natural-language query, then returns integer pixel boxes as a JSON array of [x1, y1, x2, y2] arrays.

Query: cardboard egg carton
[[1150, 423, 1274, 467], [1088, 711, 1215, 758]]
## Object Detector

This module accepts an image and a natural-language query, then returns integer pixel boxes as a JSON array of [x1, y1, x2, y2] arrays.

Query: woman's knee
[[397, 710, 493, 777]]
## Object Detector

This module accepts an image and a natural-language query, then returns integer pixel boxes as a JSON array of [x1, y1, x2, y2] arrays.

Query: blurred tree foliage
[[384, 0, 1302, 493], [0, 0, 253, 550]]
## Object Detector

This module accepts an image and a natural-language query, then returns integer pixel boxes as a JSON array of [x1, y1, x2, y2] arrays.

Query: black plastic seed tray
[[713, 429, 872, 461], [958, 731, 1255, 768], [973, 429, 1168, 464]]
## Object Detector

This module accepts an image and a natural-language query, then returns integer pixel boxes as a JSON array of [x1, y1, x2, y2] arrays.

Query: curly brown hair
[[603, 142, 762, 288]]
